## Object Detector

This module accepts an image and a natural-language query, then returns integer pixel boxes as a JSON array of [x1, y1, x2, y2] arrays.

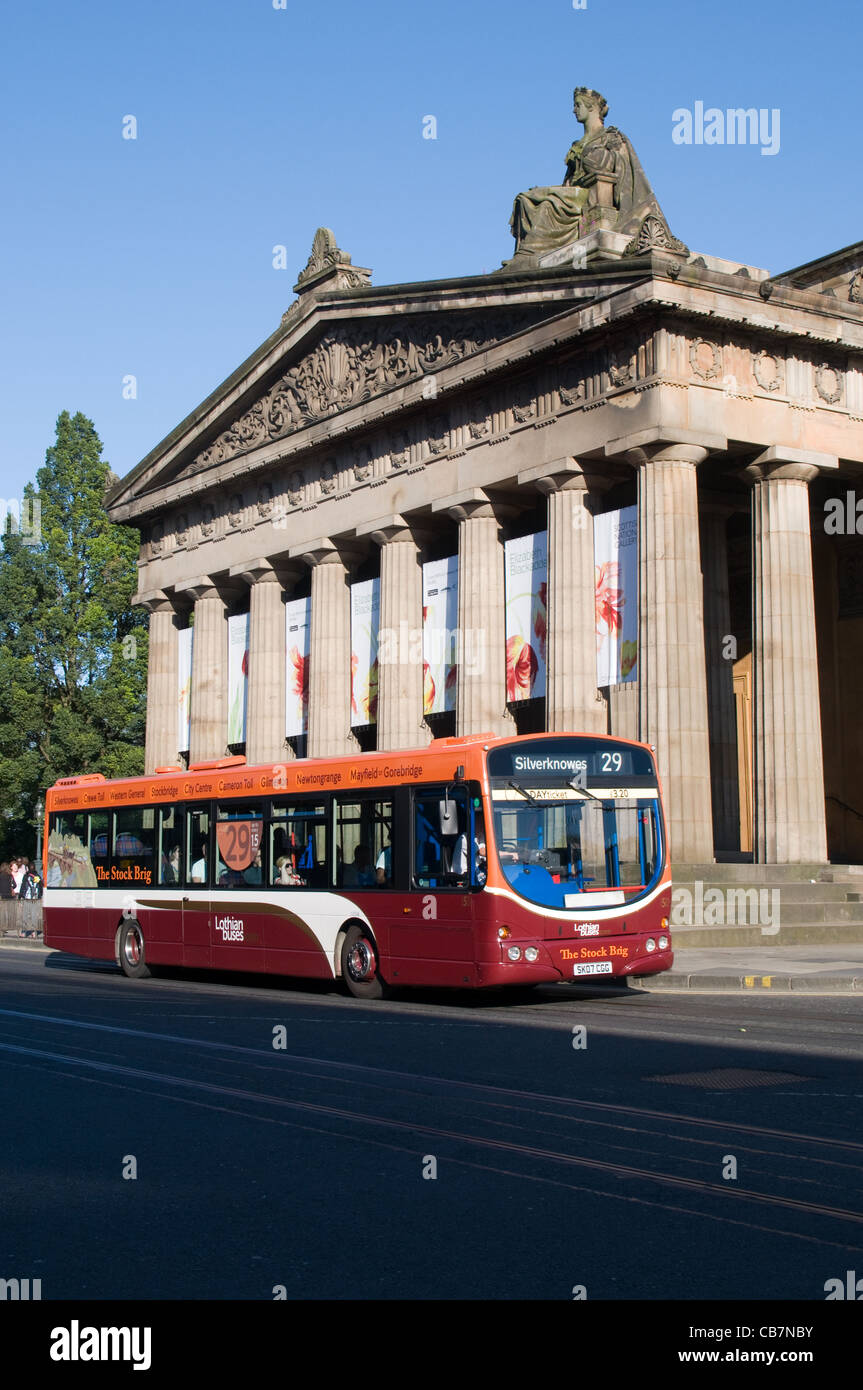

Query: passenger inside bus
[[275, 854, 306, 886], [343, 844, 375, 887], [160, 843, 182, 884], [190, 842, 208, 883]]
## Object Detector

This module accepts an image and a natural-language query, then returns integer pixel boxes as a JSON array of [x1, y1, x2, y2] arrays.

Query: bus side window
[[412, 788, 471, 889], [159, 807, 183, 884], [186, 808, 211, 886], [333, 797, 393, 889]]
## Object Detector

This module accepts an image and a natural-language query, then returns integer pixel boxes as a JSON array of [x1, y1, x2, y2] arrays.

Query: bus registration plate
[[573, 961, 613, 976]]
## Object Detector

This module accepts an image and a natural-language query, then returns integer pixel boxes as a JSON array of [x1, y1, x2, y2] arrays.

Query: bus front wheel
[[118, 921, 151, 980], [341, 926, 386, 1000]]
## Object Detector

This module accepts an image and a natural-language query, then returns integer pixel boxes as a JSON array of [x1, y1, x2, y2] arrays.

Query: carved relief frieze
[[753, 348, 784, 394], [815, 361, 843, 406], [689, 337, 722, 381], [387, 430, 411, 469], [426, 416, 451, 456], [256, 480, 274, 520], [608, 349, 635, 388], [849, 270, 863, 304], [511, 384, 536, 423], [288, 470, 305, 505], [180, 309, 551, 478], [351, 442, 372, 482], [467, 398, 491, 439], [227, 493, 245, 530], [319, 458, 338, 496], [200, 503, 216, 539], [555, 361, 584, 407]]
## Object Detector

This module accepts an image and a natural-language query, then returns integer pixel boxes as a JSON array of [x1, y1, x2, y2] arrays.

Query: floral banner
[[178, 626, 193, 753], [504, 532, 547, 702], [422, 556, 458, 715], [227, 612, 250, 744], [351, 577, 380, 726], [285, 595, 311, 738], [594, 505, 638, 686]]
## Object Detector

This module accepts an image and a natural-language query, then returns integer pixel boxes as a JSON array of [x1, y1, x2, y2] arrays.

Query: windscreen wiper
[[568, 775, 602, 802], [508, 779, 539, 806]]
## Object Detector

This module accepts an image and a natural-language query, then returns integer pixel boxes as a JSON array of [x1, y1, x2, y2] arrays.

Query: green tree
[[0, 411, 147, 859]]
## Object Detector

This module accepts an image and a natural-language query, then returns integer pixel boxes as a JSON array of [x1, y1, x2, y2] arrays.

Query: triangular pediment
[[175, 304, 560, 481], [105, 264, 657, 520]]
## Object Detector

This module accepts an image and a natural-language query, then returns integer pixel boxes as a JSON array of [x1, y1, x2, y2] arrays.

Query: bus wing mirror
[[438, 797, 459, 836]]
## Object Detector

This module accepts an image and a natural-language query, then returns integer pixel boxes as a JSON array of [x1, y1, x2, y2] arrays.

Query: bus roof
[[45, 730, 652, 811]]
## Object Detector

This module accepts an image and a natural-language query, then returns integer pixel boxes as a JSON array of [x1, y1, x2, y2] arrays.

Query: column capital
[[431, 487, 518, 525], [354, 514, 432, 549], [605, 427, 727, 469], [518, 457, 614, 496], [746, 445, 838, 486], [288, 537, 364, 570], [174, 575, 225, 604], [228, 556, 298, 590], [133, 587, 177, 615]]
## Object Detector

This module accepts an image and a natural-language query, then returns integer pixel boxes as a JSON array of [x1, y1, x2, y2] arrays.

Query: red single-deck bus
[[42, 732, 672, 997]]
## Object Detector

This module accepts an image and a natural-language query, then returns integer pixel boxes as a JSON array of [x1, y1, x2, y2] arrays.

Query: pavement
[[3, 934, 863, 994], [630, 945, 863, 994]]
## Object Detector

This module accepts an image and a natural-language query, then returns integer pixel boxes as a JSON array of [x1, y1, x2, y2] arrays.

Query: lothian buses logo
[[215, 916, 244, 942]]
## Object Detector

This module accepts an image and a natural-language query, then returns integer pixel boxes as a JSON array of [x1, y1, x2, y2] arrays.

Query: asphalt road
[[1, 947, 861, 1301]]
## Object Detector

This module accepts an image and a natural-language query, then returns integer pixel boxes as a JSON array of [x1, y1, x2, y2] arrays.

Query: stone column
[[138, 590, 181, 774], [180, 578, 229, 766], [699, 501, 740, 852], [360, 517, 431, 751], [632, 444, 714, 862], [520, 459, 607, 734], [295, 540, 359, 758], [746, 451, 830, 863], [436, 491, 515, 737], [230, 559, 289, 766]]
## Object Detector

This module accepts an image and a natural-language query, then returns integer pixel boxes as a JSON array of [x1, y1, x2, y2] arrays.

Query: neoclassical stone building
[[107, 94, 863, 868]]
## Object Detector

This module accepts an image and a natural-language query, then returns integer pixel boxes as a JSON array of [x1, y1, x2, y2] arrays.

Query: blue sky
[[2, 0, 860, 505]]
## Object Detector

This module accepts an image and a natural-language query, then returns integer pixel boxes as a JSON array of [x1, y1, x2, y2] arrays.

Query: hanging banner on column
[[351, 577, 380, 727], [504, 531, 547, 702], [594, 505, 638, 686], [285, 595, 311, 738], [227, 612, 250, 744], [422, 556, 458, 715], [178, 626, 193, 754]]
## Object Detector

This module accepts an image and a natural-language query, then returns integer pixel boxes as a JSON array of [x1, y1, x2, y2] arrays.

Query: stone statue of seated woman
[[503, 87, 670, 270]]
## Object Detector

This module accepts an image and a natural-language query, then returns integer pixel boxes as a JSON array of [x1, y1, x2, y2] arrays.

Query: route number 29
[[601, 752, 623, 772]]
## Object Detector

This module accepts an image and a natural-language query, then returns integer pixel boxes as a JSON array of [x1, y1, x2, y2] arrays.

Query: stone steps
[[671, 923, 863, 948], [674, 862, 834, 882], [668, 863, 863, 946]]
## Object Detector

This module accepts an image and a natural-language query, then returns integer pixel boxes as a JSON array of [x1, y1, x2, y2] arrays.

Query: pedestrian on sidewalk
[[0, 863, 14, 899], [10, 858, 26, 897]]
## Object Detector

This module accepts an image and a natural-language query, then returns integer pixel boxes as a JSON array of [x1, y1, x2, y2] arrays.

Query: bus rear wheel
[[119, 921, 151, 980], [341, 926, 386, 1000]]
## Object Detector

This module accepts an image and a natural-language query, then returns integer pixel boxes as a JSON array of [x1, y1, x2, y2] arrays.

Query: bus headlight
[[645, 938, 656, 953], [524, 947, 539, 963], [507, 945, 522, 962], [658, 935, 669, 951]]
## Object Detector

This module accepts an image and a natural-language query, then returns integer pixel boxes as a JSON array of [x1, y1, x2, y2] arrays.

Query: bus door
[[212, 802, 266, 971], [182, 804, 212, 969], [389, 784, 477, 988]]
